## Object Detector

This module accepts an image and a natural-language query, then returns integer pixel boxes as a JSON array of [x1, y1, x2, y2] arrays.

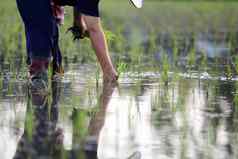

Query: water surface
[[1, 64, 238, 159]]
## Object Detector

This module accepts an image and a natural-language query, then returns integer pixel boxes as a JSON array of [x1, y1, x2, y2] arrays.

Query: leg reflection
[[13, 81, 63, 159], [72, 82, 117, 159]]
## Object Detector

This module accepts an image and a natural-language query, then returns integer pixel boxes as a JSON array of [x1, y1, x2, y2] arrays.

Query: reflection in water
[[1, 68, 238, 159], [13, 81, 63, 159], [0, 79, 26, 159], [71, 81, 117, 159], [96, 79, 238, 159], [12, 81, 118, 159]]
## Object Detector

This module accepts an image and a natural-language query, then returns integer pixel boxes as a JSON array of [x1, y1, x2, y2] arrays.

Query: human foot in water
[[103, 68, 118, 83]]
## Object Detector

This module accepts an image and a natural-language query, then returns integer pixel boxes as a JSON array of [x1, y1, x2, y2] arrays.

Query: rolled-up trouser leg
[[75, 0, 100, 17], [29, 59, 49, 76]]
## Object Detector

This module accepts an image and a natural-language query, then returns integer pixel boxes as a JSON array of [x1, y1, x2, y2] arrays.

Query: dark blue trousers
[[16, 0, 62, 67]]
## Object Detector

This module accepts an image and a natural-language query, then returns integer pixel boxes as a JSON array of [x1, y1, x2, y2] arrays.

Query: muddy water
[[0, 64, 238, 159]]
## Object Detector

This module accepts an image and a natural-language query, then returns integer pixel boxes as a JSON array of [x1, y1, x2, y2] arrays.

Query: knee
[[87, 23, 100, 34]]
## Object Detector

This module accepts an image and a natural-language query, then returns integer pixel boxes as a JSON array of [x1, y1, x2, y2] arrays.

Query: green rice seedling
[[146, 27, 158, 65], [228, 34, 234, 55], [25, 93, 34, 141], [72, 108, 89, 141], [235, 55, 238, 73], [59, 33, 78, 59], [187, 47, 196, 72], [60, 149, 69, 159], [177, 79, 194, 112], [0, 77, 2, 91], [7, 78, 15, 95], [234, 82, 238, 109], [25, 113, 34, 141], [108, 26, 127, 64], [79, 39, 97, 63], [200, 49, 208, 72], [152, 92, 169, 126], [130, 80, 142, 97], [172, 34, 179, 68], [170, 34, 181, 87], [211, 55, 220, 78], [151, 88, 162, 112], [104, 29, 117, 43], [225, 64, 233, 80], [127, 46, 143, 75], [161, 53, 170, 86], [74, 150, 87, 159], [117, 61, 128, 77], [104, 29, 127, 72]]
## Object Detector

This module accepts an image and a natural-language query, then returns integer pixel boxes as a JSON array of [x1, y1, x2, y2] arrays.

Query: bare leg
[[85, 81, 117, 152], [82, 15, 118, 82]]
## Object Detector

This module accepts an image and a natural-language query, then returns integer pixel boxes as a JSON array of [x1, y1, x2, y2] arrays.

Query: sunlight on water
[[0, 98, 26, 159]]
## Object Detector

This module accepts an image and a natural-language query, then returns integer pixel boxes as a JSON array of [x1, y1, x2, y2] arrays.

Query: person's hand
[[67, 8, 89, 40], [67, 26, 89, 41]]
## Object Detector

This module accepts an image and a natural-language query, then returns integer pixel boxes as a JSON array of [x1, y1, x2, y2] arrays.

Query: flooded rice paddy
[[1, 63, 238, 159], [1, 1, 238, 159]]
